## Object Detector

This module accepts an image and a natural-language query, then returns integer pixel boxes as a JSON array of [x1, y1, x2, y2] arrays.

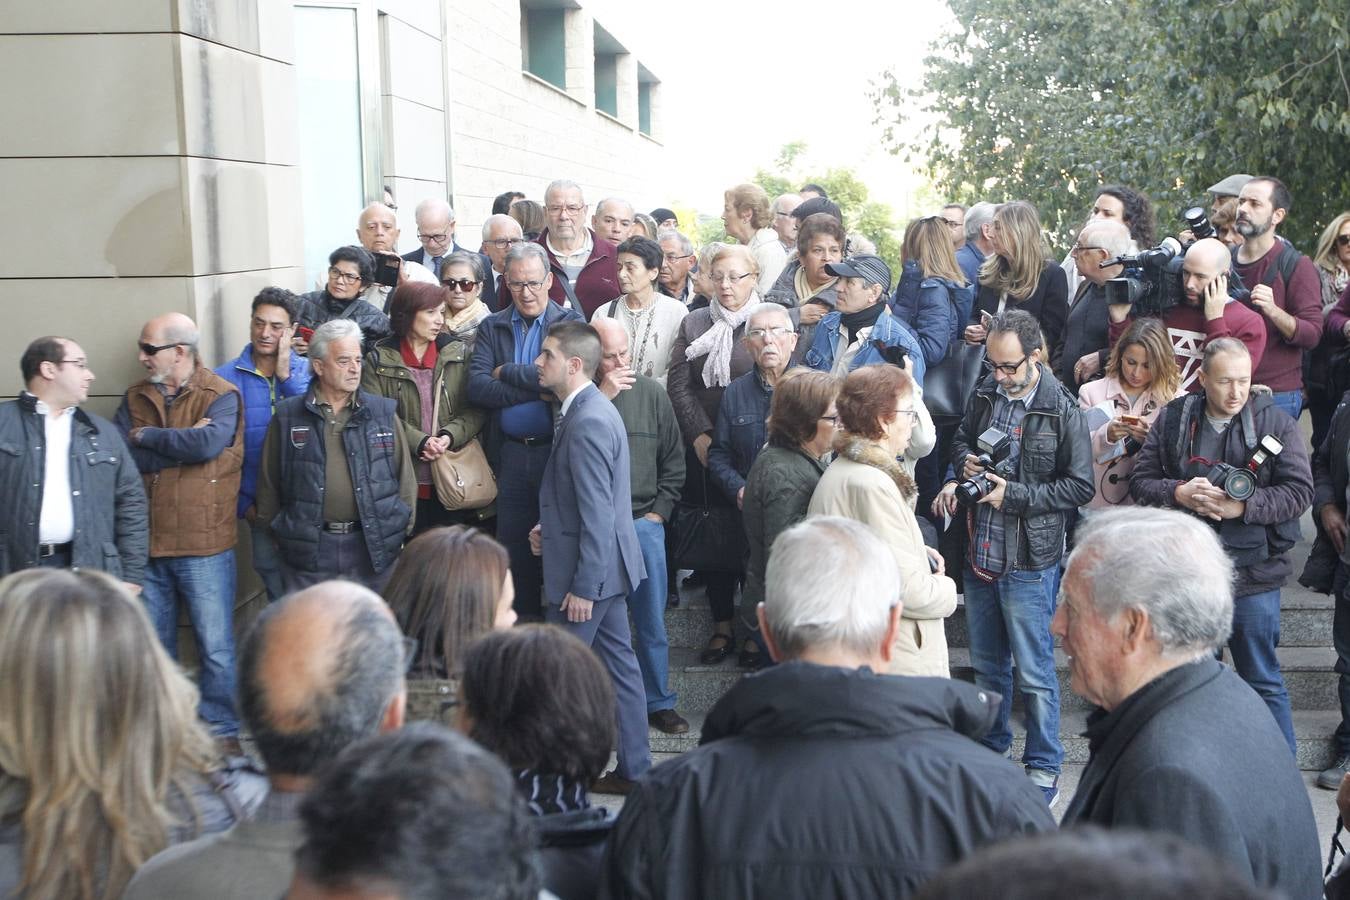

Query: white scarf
[[685, 296, 758, 388]]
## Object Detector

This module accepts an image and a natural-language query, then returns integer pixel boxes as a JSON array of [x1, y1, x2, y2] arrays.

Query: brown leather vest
[[123, 366, 244, 558]]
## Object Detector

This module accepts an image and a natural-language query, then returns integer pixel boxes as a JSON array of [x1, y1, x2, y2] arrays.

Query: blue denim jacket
[[707, 367, 774, 501], [804, 307, 926, 386]]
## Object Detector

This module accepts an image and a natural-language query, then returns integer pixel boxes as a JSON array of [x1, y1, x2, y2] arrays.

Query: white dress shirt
[[35, 397, 76, 543]]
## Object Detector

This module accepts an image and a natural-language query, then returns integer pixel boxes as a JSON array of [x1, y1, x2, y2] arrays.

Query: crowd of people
[[3, 173, 1350, 898]]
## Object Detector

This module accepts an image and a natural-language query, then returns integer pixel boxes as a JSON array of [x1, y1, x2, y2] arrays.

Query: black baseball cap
[[825, 254, 892, 294]]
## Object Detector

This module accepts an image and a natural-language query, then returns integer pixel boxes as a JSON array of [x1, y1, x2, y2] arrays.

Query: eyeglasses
[[402, 636, 418, 674], [58, 359, 89, 370], [774, 210, 795, 218], [713, 272, 755, 285], [1337, 234, 1350, 248], [1069, 244, 1105, 255], [417, 232, 450, 243], [138, 341, 186, 356], [746, 325, 793, 340], [819, 414, 840, 426], [507, 279, 548, 293], [942, 218, 963, 228], [545, 204, 586, 216], [983, 354, 1031, 375], [484, 237, 523, 249], [893, 408, 921, 423], [327, 267, 361, 284], [442, 278, 479, 292], [662, 253, 693, 264]]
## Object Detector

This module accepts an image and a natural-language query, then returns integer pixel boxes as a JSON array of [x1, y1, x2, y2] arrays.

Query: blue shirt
[[499, 308, 553, 439]]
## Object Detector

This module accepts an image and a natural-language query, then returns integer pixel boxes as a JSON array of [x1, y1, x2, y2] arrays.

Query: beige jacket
[[807, 435, 957, 677]]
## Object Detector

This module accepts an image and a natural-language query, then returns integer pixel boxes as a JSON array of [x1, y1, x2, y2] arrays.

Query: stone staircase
[[647, 553, 1341, 772]]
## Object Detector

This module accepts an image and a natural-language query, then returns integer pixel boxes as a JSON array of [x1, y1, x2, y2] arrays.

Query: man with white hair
[[537, 179, 621, 318], [771, 193, 801, 251], [1057, 507, 1320, 900], [592, 197, 636, 245], [957, 201, 996, 288], [319, 202, 437, 311], [603, 515, 1053, 898], [479, 213, 525, 309], [402, 197, 469, 280]]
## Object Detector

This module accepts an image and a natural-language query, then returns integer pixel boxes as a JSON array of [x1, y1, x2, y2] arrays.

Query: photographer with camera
[[935, 309, 1094, 806], [1107, 237, 1266, 392], [1232, 176, 1324, 421], [1130, 338, 1311, 755]]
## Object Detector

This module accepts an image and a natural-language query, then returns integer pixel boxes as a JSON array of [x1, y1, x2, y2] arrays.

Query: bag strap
[[339, 298, 364, 320], [1164, 394, 1201, 475], [552, 262, 582, 311], [431, 370, 447, 442]]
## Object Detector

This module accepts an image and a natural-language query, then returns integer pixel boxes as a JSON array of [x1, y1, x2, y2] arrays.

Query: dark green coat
[[741, 444, 827, 612], [361, 334, 485, 455]]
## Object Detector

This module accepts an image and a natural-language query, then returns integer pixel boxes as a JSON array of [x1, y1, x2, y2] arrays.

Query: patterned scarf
[[515, 768, 591, 816], [685, 296, 758, 388]]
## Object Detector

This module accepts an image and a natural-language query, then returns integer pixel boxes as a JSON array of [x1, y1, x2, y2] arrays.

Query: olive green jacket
[[361, 334, 485, 455]]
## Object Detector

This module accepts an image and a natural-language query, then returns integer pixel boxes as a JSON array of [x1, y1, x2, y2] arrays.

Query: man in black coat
[[1057, 507, 1321, 900], [601, 515, 1054, 900]]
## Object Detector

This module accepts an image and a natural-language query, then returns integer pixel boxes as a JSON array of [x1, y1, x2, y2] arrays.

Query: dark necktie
[[432, 256, 444, 279]]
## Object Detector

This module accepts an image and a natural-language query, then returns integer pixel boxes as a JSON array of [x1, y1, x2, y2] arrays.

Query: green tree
[[874, 0, 1350, 253]]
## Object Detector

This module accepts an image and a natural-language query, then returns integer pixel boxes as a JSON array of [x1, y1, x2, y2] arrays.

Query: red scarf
[[400, 338, 438, 369]]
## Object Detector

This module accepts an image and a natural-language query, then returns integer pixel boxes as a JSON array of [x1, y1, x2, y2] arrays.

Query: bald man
[[593, 198, 637, 245], [124, 582, 407, 900], [313, 203, 437, 311], [115, 312, 245, 745], [1107, 237, 1267, 392], [772, 193, 802, 251], [593, 318, 687, 734]]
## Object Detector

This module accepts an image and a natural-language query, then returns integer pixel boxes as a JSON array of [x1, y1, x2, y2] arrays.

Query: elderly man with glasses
[[535, 179, 621, 319], [468, 242, 583, 620], [479, 213, 525, 310], [1057, 219, 1131, 394], [116, 312, 246, 750]]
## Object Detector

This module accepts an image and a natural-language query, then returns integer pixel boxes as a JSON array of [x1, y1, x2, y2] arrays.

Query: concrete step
[[663, 587, 1336, 651]]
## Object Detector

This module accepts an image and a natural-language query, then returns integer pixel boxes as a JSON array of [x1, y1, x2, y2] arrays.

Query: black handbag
[[923, 341, 985, 419], [668, 468, 746, 573]]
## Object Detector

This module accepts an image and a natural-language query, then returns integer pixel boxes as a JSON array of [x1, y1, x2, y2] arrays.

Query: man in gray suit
[[530, 321, 651, 792]]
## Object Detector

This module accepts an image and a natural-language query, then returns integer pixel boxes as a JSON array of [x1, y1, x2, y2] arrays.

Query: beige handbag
[[428, 372, 496, 510]]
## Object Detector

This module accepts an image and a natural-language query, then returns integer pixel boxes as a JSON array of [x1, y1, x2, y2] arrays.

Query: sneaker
[[1318, 753, 1350, 790], [1040, 780, 1061, 809], [591, 770, 639, 795], [648, 708, 690, 735]]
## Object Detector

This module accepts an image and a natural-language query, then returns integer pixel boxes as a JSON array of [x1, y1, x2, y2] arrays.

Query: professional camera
[[1182, 206, 1215, 241], [1204, 435, 1284, 501], [1101, 237, 1187, 317], [956, 427, 1017, 507]]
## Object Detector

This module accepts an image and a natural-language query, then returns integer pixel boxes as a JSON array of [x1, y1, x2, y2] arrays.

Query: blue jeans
[[141, 551, 240, 737], [248, 520, 285, 601], [631, 516, 676, 712], [963, 564, 1063, 776], [496, 440, 551, 619], [1230, 588, 1296, 755], [1269, 389, 1303, 422]]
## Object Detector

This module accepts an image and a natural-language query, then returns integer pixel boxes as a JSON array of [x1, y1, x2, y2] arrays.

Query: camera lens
[[1223, 468, 1257, 501], [955, 477, 986, 507]]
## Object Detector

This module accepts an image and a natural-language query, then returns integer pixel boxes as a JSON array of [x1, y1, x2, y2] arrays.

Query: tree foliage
[[874, 0, 1350, 253], [692, 143, 903, 267]]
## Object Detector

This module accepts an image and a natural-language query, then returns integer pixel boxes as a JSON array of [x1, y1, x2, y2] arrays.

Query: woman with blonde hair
[[965, 201, 1069, 369], [382, 525, 517, 678], [1077, 317, 1183, 509], [895, 215, 975, 366], [1311, 211, 1350, 445], [0, 569, 264, 900], [1313, 211, 1350, 311], [808, 364, 957, 676]]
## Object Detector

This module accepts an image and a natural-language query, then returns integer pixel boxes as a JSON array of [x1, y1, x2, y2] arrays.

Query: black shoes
[[648, 708, 690, 734], [592, 770, 639, 795], [700, 632, 733, 664]]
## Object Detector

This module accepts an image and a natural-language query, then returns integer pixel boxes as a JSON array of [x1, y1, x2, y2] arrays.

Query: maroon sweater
[[536, 229, 621, 319], [1233, 241, 1324, 391], [1109, 300, 1267, 393]]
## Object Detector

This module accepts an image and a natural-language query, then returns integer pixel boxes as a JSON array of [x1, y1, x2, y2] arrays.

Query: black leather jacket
[[950, 365, 1094, 571]]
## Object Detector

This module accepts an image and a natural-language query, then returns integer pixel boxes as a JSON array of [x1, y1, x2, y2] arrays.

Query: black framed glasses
[[417, 232, 450, 243], [507, 279, 547, 293], [138, 341, 186, 356], [484, 237, 523, 249], [442, 278, 479, 292], [983, 354, 1031, 375], [327, 267, 361, 284]]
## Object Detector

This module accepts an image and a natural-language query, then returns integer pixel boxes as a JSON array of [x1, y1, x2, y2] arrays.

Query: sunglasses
[[441, 278, 479, 292], [139, 341, 186, 356], [1337, 234, 1350, 248]]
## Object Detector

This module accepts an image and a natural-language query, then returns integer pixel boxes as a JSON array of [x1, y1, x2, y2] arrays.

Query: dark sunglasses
[[139, 341, 186, 356], [1337, 234, 1350, 248], [441, 278, 479, 292]]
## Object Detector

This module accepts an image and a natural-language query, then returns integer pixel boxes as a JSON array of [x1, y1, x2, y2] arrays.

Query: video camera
[[955, 427, 1018, 507], [1100, 208, 1250, 317]]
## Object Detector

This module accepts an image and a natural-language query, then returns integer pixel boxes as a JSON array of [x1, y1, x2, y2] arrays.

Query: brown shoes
[[592, 770, 639, 795]]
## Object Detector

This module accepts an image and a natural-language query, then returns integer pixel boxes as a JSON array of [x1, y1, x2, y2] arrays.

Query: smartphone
[[979, 310, 993, 327], [1119, 415, 1142, 426], [296, 326, 315, 342], [374, 253, 402, 287]]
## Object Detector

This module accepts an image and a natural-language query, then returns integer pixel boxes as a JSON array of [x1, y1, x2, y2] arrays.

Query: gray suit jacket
[[540, 383, 645, 604]]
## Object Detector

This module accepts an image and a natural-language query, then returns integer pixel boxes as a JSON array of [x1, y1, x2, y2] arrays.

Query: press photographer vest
[[1160, 392, 1299, 567]]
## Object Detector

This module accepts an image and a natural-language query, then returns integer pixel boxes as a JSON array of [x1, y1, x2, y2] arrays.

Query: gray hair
[[656, 229, 693, 255], [1201, 336, 1250, 373], [413, 197, 454, 223], [442, 250, 487, 284], [965, 201, 996, 243], [481, 213, 523, 241], [309, 319, 363, 362], [1079, 219, 1132, 257], [161, 318, 200, 356], [1068, 508, 1234, 656], [595, 197, 634, 218], [504, 241, 550, 277], [544, 179, 584, 205], [744, 302, 791, 330], [697, 241, 728, 272], [764, 516, 900, 660]]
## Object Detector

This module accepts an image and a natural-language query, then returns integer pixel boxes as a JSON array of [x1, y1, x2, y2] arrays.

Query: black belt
[[39, 542, 72, 558], [504, 434, 552, 447], [322, 521, 363, 534]]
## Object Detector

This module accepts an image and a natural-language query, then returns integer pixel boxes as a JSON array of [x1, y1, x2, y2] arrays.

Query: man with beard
[[1233, 175, 1323, 420]]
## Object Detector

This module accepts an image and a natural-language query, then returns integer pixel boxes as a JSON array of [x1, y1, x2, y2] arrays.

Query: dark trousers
[[546, 594, 653, 780], [496, 440, 551, 619], [672, 444, 742, 623], [280, 530, 391, 594], [1335, 564, 1350, 754], [917, 420, 959, 527]]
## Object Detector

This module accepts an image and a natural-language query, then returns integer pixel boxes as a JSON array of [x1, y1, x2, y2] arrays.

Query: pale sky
[[583, 0, 957, 220]]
